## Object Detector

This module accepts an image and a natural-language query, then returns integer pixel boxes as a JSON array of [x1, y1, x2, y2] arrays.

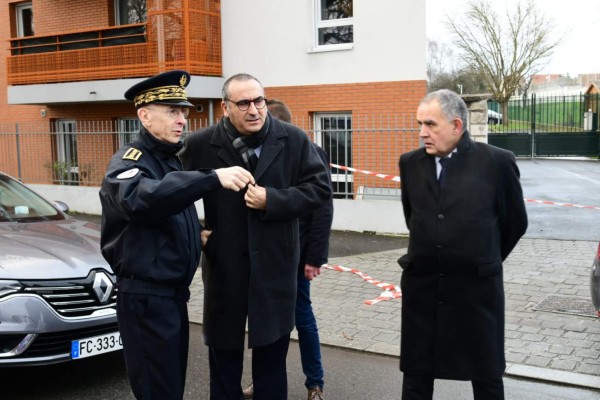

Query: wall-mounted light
[[40, 109, 46, 117]]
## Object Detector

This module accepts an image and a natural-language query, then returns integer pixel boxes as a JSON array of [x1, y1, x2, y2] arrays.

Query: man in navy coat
[[100, 70, 254, 400], [398, 89, 528, 400]]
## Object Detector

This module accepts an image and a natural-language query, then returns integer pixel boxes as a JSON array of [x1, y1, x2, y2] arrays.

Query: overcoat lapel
[[253, 125, 286, 182], [417, 152, 440, 197], [210, 124, 243, 167]]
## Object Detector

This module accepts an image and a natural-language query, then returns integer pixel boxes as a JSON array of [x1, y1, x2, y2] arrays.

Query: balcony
[[6, 1, 222, 85]]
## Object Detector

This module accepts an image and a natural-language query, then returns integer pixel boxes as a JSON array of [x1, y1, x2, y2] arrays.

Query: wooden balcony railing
[[6, 0, 222, 85]]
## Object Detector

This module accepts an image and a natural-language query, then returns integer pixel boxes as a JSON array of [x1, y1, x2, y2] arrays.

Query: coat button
[[437, 214, 444, 220]]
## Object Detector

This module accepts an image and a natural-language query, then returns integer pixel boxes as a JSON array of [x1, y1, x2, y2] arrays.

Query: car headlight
[[0, 280, 22, 299]]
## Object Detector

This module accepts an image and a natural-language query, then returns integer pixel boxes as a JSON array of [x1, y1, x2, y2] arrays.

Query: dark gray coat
[[180, 116, 332, 350], [398, 131, 527, 380]]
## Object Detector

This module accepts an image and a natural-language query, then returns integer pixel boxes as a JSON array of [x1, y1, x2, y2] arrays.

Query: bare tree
[[445, 0, 560, 125], [427, 39, 457, 83], [125, 0, 147, 23], [427, 39, 488, 94]]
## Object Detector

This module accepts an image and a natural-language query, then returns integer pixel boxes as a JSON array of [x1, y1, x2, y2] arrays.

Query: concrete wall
[[221, 0, 426, 86], [29, 184, 408, 236]]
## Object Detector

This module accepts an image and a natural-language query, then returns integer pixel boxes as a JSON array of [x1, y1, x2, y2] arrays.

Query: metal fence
[[488, 93, 600, 134], [0, 114, 420, 200], [487, 93, 600, 157]]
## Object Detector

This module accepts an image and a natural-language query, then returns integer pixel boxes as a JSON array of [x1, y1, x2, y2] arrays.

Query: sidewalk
[[187, 238, 600, 390]]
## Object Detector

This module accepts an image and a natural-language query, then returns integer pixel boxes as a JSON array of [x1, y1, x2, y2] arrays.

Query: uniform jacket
[[299, 144, 334, 270], [398, 131, 527, 380], [100, 128, 221, 292], [180, 116, 332, 350]]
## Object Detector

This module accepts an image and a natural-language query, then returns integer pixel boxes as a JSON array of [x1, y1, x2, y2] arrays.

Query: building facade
[[2, 0, 426, 199]]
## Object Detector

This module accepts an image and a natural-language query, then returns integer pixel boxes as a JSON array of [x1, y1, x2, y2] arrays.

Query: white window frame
[[311, 0, 354, 52], [56, 121, 77, 165], [314, 113, 353, 185], [16, 2, 33, 37], [55, 120, 79, 183]]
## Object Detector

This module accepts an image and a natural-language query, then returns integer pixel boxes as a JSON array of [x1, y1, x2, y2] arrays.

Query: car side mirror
[[53, 201, 70, 214]]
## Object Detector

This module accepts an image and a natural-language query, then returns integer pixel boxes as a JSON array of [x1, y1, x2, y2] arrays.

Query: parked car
[[591, 241, 600, 317], [487, 109, 503, 125], [0, 172, 119, 366]]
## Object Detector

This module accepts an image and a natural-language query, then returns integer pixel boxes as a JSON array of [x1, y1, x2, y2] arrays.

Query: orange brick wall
[[266, 80, 425, 116], [265, 80, 426, 194], [34, 0, 112, 34], [1, 2, 42, 127], [0, 101, 218, 185], [1, 1, 114, 130]]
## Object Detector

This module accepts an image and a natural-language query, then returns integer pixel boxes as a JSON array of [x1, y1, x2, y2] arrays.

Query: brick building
[[1, 0, 426, 199]]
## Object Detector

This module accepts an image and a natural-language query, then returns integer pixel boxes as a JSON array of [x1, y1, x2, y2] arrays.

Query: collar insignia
[[123, 147, 142, 161]]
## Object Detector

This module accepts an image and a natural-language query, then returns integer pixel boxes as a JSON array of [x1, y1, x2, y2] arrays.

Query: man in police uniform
[[100, 70, 254, 400]]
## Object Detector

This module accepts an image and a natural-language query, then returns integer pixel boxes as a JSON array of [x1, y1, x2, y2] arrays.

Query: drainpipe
[[208, 100, 214, 125]]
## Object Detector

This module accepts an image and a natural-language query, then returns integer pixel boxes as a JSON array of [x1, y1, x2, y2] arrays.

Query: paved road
[[2, 324, 598, 400], [517, 158, 600, 241]]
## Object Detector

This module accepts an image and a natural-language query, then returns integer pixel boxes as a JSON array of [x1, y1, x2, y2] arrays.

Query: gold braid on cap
[[134, 85, 188, 107]]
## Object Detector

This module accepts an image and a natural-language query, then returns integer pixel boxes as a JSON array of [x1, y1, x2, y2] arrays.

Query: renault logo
[[92, 271, 114, 303]]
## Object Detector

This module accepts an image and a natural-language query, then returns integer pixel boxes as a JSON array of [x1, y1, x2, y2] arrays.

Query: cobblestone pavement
[[188, 238, 600, 390]]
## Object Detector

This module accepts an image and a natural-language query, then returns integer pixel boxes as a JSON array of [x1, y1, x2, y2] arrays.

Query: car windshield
[[0, 175, 65, 222]]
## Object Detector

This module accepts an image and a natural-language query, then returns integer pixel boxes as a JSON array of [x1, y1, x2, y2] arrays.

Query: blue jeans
[[295, 267, 324, 390]]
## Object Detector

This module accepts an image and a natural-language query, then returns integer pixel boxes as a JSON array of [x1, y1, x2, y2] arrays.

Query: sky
[[426, 0, 600, 76]]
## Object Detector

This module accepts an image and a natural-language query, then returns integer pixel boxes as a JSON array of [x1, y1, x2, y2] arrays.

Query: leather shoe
[[308, 386, 324, 400], [242, 383, 253, 399]]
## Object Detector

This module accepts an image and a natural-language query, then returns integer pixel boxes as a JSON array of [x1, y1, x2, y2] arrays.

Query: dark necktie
[[438, 157, 450, 188]]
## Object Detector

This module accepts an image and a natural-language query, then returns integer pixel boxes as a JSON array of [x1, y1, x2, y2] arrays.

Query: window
[[118, 118, 141, 147], [49, 121, 79, 185], [314, 113, 353, 199], [314, 0, 353, 50], [115, 0, 147, 25], [16, 3, 34, 37]]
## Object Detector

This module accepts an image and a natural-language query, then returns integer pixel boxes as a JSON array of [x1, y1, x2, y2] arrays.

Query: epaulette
[[123, 147, 142, 161]]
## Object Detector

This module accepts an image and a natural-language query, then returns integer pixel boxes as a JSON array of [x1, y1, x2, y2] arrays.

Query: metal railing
[[0, 115, 419, 200], [488, 93, 600, 134]]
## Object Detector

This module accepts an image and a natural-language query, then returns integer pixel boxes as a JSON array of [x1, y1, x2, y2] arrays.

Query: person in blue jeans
[[243, 99, 333, 400]]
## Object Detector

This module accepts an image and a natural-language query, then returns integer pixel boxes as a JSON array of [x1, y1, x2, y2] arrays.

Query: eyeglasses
[[148, 106, 190, 119], [225, 96, 267, 111]]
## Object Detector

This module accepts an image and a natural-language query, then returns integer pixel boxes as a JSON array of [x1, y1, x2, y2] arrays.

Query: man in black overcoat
[[180, 73, 331, 400], [398, 89, 528, 400]]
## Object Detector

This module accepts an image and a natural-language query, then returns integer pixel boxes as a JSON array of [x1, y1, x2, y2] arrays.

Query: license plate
[[71, 331, 122, 359]]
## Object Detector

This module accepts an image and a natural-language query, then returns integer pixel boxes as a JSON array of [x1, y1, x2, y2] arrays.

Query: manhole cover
[[532, 294, 597, 318]]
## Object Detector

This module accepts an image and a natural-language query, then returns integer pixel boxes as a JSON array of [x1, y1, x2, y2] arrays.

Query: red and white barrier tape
[[524, 198, 600, 211], [329, 163, 600, 211], [329, 163, 401, 182], [323, 264, 402, 305]]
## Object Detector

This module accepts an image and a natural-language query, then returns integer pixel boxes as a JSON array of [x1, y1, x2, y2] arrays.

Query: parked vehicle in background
[[591, 241, 600, 317], [487, 109, 503, 125], [0, 172, 119, 366]]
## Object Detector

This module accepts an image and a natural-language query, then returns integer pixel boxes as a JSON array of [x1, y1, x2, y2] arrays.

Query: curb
[[188, 320, 600, 391]]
